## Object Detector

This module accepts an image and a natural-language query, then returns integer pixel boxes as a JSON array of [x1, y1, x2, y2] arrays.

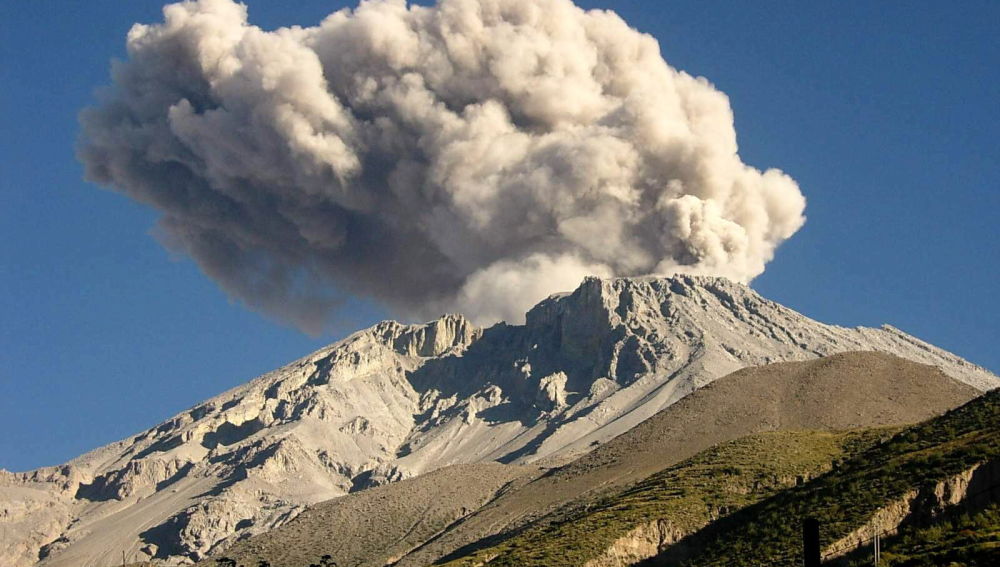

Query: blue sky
[[2, 0, 997, 473]]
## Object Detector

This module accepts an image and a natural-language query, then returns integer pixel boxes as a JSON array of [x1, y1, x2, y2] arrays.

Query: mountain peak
[[369, 313, 481, 358], [528, 273, 766, 327], [5, 276, 997, 567]]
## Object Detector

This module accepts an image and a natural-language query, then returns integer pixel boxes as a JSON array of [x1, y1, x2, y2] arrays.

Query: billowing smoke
[[79, 0, 806, 331]]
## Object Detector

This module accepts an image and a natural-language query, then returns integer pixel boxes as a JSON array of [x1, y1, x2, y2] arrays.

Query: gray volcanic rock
[[214, 351, 980, 567], [1, 275, 995, 567]]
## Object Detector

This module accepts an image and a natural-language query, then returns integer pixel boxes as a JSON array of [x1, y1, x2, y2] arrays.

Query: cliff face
[[2, 275, 996, 567], [823, 458, 1000, 561], [582, 519, 690, 567]]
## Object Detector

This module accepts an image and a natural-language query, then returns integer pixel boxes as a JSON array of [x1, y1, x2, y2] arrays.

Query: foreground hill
[[648, 388, 1000, 566], [1, 276, 996, 566], [867, 503, 1000, 566], [436, 388, 1000, 567], [213, 463, 542, 567], [440, 429, 889, 567], [206, 351, 978, 567]]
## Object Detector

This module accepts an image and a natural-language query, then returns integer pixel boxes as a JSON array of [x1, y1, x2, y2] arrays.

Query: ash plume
[[79, 0, 806, 331]]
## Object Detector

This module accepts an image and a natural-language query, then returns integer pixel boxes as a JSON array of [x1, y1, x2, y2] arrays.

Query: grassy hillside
[[652, 389, 1000, 566], [440, 390, 1000, 567], [439, 429, 891, 567], [413, 352, 976, 567], [857, 503, 1000, 566]]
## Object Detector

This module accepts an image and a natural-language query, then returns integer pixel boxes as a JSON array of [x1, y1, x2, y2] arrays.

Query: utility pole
[[802, 517, 820, 567], [872, 519, 880, 565]]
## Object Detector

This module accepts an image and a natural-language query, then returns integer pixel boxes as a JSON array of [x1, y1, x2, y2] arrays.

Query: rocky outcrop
[[583, 519, 689, 567], [823, 458, 1000, 560], [0, 469, 77, 567], [390, 314, 481, 358], [578, 470, 817, 567]]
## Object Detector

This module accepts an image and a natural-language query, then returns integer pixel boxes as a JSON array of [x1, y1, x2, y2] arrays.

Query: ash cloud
[[79, 0, 806, 331]]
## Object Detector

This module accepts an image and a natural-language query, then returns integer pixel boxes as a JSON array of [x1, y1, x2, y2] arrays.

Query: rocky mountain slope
[[213, 351, 979, 567], [1, 275, 996, 567], [398, 352, 980, 567], [213, 463, 544, 567]]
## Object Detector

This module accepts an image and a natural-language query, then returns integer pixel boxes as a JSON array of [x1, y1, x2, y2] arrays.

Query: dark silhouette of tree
[[215, 559, 237, 567]]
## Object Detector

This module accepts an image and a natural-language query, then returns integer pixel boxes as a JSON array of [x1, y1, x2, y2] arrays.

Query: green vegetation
[[654, 389, 1000, 566], [841, 503, 1000, 567], [441, 390, 1000, 567], [440, 428, 891, 567]]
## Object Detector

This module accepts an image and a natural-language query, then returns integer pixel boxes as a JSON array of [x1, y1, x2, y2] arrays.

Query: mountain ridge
[[214, 351, 980, 567], [1, 275, 996, 567]]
